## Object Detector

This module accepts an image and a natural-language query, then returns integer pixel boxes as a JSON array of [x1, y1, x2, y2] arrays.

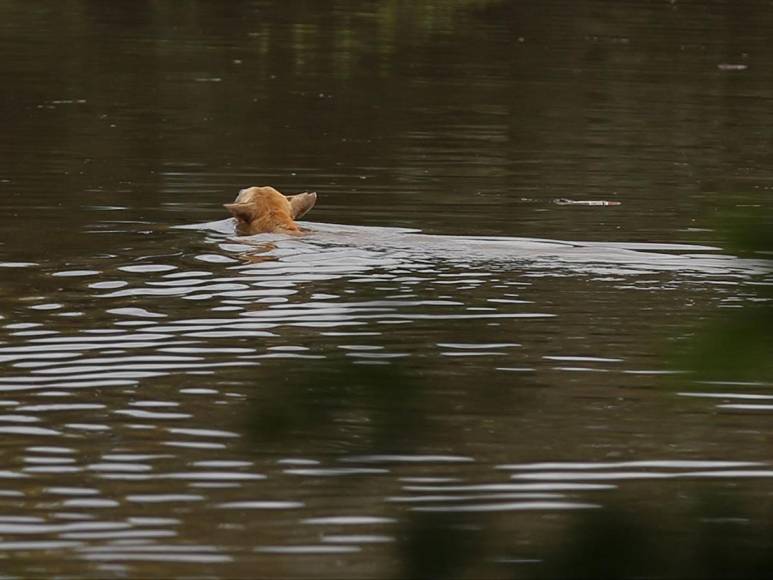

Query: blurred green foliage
[[249, 360, 426, 453], [676, 207, 773, 381], [719, 209, 773, 260], [682, 307, 773, 381]]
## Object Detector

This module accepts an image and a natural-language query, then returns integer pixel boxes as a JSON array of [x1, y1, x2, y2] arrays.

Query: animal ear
[[224, 202, 256, 223], [288, 192, 317, 219]]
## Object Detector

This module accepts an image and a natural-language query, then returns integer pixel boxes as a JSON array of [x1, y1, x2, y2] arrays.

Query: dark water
[[1, 1, 773, 577]]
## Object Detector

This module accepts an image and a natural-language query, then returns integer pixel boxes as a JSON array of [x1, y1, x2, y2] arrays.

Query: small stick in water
[[553, 198, 622, 206]]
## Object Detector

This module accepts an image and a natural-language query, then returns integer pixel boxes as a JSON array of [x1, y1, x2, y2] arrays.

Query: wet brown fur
[[224, 186, 317, 235]]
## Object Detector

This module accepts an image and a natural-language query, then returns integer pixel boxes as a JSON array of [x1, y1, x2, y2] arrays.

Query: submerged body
[[224, 186, 317, 235]]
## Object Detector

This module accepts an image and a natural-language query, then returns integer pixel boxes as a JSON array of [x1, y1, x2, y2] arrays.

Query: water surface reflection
[[0, 217, 771, 575], [2, 0, 773, 576]]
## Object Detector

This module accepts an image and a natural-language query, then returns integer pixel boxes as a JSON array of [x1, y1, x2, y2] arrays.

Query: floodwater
[[1, 1, 772, 577]]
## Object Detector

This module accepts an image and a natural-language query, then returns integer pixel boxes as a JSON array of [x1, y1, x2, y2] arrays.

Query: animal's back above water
[[224, 186, 317, 235]]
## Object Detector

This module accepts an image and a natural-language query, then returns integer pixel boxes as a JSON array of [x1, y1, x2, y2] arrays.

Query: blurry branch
[[675, 207, 773, 381], [718, 208, 773, 260]]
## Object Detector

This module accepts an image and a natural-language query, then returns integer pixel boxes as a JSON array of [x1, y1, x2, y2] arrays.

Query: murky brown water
[[1, 1, 773, 577]]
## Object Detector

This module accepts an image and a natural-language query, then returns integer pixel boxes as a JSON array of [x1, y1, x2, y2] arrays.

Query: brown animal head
[[224, 186, 317, 235]]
